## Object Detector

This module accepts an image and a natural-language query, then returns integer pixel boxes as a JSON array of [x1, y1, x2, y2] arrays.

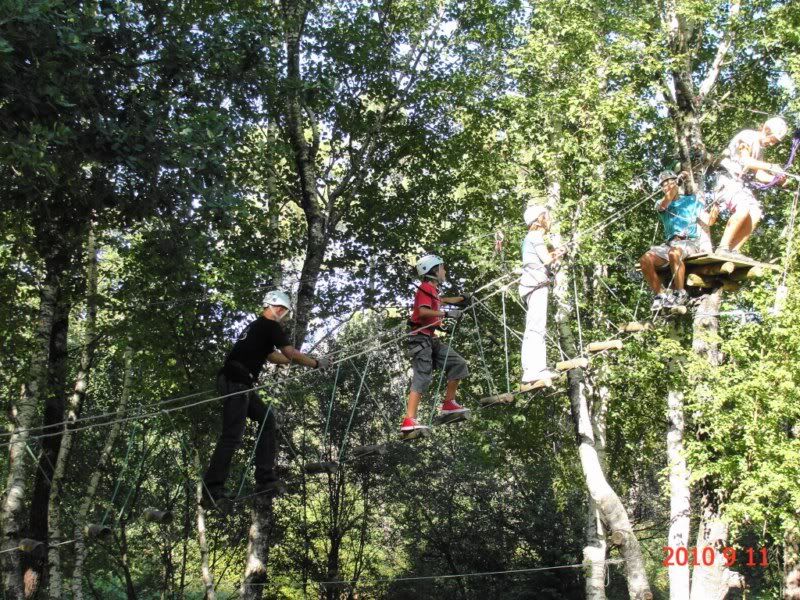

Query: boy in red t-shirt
[[402, 254, 470, 433]]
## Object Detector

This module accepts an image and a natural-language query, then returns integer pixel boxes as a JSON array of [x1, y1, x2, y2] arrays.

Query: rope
[[100, 418, 139, 526], [242, 559, 626, 588], [319, 363, 341, 460], [235, 402, 273, 500], [427, 319, 461, 426], [779, 186, 800, 289], [469, 304, 497, 397], [501, 289, 511, 394], [338, 353, 372, 461]]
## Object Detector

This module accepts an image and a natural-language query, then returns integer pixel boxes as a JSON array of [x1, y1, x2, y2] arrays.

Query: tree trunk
[[71, 346, 134, 600], [558, 320, 653, 600], [689, 290, 744, 598], [667, 390, 691, 600], [2, 257, 62, 599], [585, 376, 610, 600], [48, 227, 99, 599], [282, 0, 328, 349], [22, 291, 69, 598], [192, 448, 216, 600], [785, 516, 800, 600], [117, 519, 137, 599], [550, 173, 651, 599], [241, 497, 274, 600], [689, 501, 745, 600]]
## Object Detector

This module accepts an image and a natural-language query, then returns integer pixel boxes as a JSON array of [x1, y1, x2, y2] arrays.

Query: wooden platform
[[655, 253, 779, 292]]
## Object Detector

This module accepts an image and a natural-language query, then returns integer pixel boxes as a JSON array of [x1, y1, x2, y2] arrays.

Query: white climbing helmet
[[262, 290, 292, 311], [524, 204, 548, 226], [764, 116, 788, 141], [658, 170, 678, 186], [416, 254, 444, 278]]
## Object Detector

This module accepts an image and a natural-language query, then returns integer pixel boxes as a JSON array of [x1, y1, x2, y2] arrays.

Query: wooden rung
[[618, 321, 651, 333], [434, 410, 471, 426], [691, 261, 735, 276], [85, 524, 112, 541], [18, 539, 44, 554], [670, 305, 688, 315], [142, 508, 173, 524], [556, 358, 589, 371], [399, 427, 431, 441], [352, 444, 387, 458], [304, 461, 339, 475], [479, 393, 515, 407], [586, 340, 623, 353], [519, 378, 556, 393]]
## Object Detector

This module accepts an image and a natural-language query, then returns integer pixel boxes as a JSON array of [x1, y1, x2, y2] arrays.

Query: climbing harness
[[752, 128, 800, 191]]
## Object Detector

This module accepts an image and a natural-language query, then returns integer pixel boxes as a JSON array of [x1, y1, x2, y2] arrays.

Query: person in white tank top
[[713, 117, 790, 258]]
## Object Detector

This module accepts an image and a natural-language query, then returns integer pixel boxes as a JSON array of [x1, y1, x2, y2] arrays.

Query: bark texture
[[48, 227, 99, 599], [71, 346, 133, 600], [2, 257, 62, 599]]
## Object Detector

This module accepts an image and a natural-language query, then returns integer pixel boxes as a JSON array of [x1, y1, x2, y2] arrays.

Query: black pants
[[203, 374, 277, 494]]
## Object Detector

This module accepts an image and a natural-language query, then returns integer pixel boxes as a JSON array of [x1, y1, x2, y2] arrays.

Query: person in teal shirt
[[639, 171, 713, 311]]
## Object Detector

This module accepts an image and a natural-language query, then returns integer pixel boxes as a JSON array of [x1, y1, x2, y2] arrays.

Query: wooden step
[[142, 508, 173, 524], [304, 461, 339, 476], [399, 427, 431, 441], [555, 357, 589, 371], [479, 392, 515, 407], [85, 524, 112, 541], [586, 340, 623, 353], [352, 444, 387, 458], [618, 321, 651, 333], [18, 539, 44, 555], [434, 410, 471, 426]]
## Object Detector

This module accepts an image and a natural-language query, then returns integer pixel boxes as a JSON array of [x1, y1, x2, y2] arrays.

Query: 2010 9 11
[[663, 546, 768, 567]]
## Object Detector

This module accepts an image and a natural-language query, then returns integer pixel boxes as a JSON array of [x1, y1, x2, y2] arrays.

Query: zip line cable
[[242, 559, 626, 588]]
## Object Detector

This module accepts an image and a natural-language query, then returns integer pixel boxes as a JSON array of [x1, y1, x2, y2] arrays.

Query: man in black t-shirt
[[202, 290, 330, 508]]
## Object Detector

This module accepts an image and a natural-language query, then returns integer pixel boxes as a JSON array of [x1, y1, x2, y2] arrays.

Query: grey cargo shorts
[[407, 335, 469, 394]]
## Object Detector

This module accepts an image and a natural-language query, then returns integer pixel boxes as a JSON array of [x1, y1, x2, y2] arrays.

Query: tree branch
[[697, 0, 741, 105]]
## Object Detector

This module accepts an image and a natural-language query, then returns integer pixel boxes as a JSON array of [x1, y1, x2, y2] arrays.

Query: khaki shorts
[[714, 176, 763, 221], [648, 238, 708, 262], [407, 335, 469, 394]]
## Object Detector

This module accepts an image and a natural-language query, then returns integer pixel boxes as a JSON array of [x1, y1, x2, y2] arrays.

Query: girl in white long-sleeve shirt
[[519, 205, 564, 384]]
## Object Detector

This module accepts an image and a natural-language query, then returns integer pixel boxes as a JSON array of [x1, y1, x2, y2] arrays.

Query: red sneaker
[[400, 417, 429, 432], [439, 399, 467, 414]]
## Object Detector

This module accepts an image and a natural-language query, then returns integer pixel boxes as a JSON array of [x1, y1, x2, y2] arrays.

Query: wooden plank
[[399, 427, 431, 441], [85, 524, 112, 541], [142, 508, 173, 524], [304, 461, 339, 475], [618, 321, 651, 333], [479, 393, 515, 407], [352, 444, 387, 458], [434, 410, 471, 426], [519, 378, 556, 393], [556, 357, 589, 371], [684, 252, 780, 271], [586, 340, 623, 353], [18, 539, 44, 555]]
